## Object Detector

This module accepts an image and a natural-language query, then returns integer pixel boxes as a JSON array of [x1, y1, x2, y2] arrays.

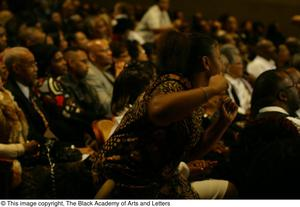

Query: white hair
[[3, 47, 30, 71]]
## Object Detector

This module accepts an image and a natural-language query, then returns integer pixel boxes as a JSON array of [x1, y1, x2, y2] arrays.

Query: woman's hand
[[208, 74, 228, 94], [219, 96, 238, 124], [188, 159, 218, 179], [23, 140, 40, 155]]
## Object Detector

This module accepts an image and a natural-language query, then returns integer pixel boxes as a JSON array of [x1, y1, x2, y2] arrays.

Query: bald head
[[256, 39, 276, 61], [3, 47, 38, 86], [87, 39, 112, 68], [3, 47, 31, 71]]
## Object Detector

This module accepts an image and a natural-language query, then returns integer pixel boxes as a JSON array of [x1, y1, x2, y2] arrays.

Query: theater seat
[[92, 119, 115, 145]]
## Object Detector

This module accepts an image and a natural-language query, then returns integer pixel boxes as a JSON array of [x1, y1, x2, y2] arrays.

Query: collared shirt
[[16, 81, 30, 99], [259, 106, 300, 132], [225, 74, 252, 115], [136, 4, 172, 43], [246, 55, 276, 78]]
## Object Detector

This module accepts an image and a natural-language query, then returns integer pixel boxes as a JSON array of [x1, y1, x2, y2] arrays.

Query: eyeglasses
[[24, 61, 38, 68]]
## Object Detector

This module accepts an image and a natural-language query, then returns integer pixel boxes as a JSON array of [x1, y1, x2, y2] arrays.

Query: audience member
[[98, 30, 237, 198], [232, 68, 300, 197], [221, 44, 252, 116], [85, 39, 115, 117], [246, 39, 276, 79], [136, 0, 173, 43]]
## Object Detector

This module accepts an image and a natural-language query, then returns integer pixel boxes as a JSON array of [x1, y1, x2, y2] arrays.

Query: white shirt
[[259, 106, 300, 132], [136, 5, 172, 43], [16, 81, 30, 100], [246, 56, 276, 79], [225, 74, 252, 115]]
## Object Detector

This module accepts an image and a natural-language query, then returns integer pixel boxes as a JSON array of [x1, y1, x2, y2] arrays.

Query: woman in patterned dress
[[100, 30, 238, 198]]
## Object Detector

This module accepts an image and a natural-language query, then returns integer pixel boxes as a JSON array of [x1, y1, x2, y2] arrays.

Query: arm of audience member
[[187, 160, 218, 181], [0, 143, 25, 158], [146, 11, 174, 34], [0, 140, 39, 159], [148, 74, 228, 126], [93, 88, 112, 117], [0, 109, 8, 143], [191, 96, 238, 160]]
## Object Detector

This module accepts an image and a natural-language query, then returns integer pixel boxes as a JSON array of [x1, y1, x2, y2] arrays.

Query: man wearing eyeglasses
[[231, 67, 300, 198], [3, 47, 57, 141]]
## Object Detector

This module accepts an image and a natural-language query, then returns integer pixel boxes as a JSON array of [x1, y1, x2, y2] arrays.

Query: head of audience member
[[64, 47, 89, 80], [156, 30, 190, 77], [87, 39, 113, 69], [127, 40, 148, 62], [277, 44, 291, 68], [251, 68, 300, 117], [85, 14, 112, 40], [292, 53, 300, 70], [187, 33, 224, 86], [156, 0, 170, 11], [221, 44, 244, 78], [110, 41, 131, 63], [19, 27, 47, 47], [113, 2, 133, 19], [157, 30, 224, 87], [30, 44, 68, 78], [110, 41, 131, 77], [67, 31, 89, 49], [0, 26, 7, 52], [286, 37, 300, 56], [111, 61, 155, 116], [61, 0, 80, 19], [3, 47, 38, 87], [224, 15, 238, 34], [51, 11, 63, 27], [256, 39, 277, 61], [0, 53, 8, 84]]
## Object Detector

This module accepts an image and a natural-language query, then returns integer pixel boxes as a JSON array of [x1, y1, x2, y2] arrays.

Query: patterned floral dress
[[101, 73, 205, 198]]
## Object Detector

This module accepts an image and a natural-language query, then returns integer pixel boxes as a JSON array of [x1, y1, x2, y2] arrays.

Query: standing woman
[[100, 30, 237, 198]]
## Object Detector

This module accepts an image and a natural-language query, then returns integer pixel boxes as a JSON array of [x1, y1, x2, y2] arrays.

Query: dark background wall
[[101, 0, 300, 37]]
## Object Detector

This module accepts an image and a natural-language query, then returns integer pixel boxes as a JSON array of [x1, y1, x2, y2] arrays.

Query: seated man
[[231, 67, 300, 198], [3, 47, 56, 142], [86, 39, 115, 118], [57, 47, 106, 146], [221, 44, 252, 117]]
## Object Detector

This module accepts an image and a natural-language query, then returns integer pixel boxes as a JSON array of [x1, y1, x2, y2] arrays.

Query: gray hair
[[220, 44, 240, 64], [3, 47, 30, 71]]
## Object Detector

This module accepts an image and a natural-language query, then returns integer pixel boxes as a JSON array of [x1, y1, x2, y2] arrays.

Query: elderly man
[[3, 47, 55, 141], [85, 39, 115, 117], [221, 44, 252, 116]]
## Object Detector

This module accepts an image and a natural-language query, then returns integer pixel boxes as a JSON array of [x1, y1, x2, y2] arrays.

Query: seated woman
[[111, 61, 155, 127], [95, 30, 238, 198]]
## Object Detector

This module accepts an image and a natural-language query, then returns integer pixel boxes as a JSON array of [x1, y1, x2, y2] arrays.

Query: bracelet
[[202, 88, 209, 102]]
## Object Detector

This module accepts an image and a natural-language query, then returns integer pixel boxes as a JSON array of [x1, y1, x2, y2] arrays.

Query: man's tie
[[30, 92, 49, 129]]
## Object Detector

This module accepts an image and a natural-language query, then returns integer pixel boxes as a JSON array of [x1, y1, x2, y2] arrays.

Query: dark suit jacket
[[5, 78, 47, 141]]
